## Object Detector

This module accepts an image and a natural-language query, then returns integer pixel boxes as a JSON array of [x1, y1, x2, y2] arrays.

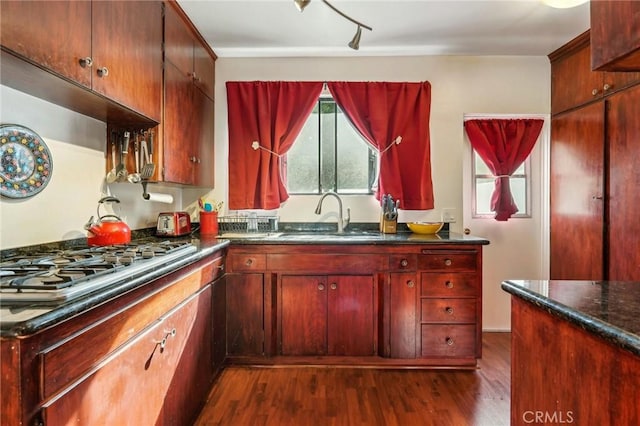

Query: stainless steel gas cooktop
[[0, 240, 197, 304]]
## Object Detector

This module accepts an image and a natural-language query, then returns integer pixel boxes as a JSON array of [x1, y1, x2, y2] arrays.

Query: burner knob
[[120, 256, 134, 265], [104, 255, 119, 264]]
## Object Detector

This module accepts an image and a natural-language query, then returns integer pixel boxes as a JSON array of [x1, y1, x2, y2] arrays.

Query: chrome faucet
[[314, 191, 351, 233]]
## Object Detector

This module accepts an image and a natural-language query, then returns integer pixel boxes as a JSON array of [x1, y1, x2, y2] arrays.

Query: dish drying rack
[[217, 215, 279, 233]]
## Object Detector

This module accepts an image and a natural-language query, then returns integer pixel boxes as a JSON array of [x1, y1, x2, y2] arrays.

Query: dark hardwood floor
[[195, 332, 510, 426]]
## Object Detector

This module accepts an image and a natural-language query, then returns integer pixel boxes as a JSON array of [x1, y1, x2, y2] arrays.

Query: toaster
[[156, 212, 192, 236]]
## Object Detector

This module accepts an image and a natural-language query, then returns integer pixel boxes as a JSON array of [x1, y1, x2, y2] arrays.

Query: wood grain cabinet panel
[[280, 274, 375, 356], [421, 272, 479, 297], [417, 250, 478, 272], [161, 2, 215, 186], [421, 325, 476, 358], [388, 272, 418, 358], [0, 0, 162, 124], [41, 286, 212, 426], [226, 273, 265, 356], [421, 299, 476, 323], [591, 0, 640, 71]]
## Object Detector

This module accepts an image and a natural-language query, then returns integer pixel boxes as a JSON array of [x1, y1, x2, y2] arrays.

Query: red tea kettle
[[84, 196, 131, 246]]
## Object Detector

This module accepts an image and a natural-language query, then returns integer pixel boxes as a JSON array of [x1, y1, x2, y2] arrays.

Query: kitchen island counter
[[502, 279, 640, 425]]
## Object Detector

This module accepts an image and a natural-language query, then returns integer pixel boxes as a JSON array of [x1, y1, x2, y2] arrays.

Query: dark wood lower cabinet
[[0, 253, 225, 426], [226, 244, 483, 367], [280, 274, 375, 356]]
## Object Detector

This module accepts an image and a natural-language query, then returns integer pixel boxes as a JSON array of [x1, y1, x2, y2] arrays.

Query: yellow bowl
[[407, 222, 444, 234]]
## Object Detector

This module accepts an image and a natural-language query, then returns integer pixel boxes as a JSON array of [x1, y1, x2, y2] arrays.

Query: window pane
[[336, 109, 373, 193], [286, 106, 319, 193], [475, 177, 527, 216], [475, 153, 492, 175], [320, 100, 336, 191]]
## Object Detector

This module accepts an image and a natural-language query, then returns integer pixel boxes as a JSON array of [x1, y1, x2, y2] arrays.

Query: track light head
[[294, 0, 311, 12], [348, 26, 362, 50]]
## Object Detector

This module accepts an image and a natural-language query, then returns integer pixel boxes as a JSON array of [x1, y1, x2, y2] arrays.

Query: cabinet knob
[[79, 57, 93, 68], [400, 259, 409, 267], [406, 280, 415, 288], [603, 83, 611, 92], [164, 328, 177, 338], [592, 195, 603, 200], [97, 67, 109, 77], [592, 88, 599, 96], [445, 337, 454, 346], [445, 280, 454, 289], [330, 283, 337, 290], [245, 258, 253, 266], [445, 307, 454, 315], [318, 283, 325, 291], [155, 337, 167, 349], [444, 259, 452, 266]]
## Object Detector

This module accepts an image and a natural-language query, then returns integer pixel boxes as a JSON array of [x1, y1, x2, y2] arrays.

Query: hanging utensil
[[140, 130, 155, 180], [128, 132, 142, 183], [116, 131, 130, 182], [106, 131, 118, 183]]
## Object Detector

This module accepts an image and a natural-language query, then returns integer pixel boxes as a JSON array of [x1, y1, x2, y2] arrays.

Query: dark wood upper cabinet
[[0, 0, 162, 126], [161, 2, 216, 187], [550, 31, 640, 115], [591, 0, 640, 71]]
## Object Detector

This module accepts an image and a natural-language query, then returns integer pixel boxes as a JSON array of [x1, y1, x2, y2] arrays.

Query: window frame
[[285, 96, 377, 195], [471, 147, 532, 219]]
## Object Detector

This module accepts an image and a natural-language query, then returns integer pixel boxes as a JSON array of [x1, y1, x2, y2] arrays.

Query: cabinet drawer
[[421, 273, 479, 297], [421, 299, 476, 323], [228, 253, 266, 272], [268, 253, 382, 273], [39, 259, 217, 400], [418, 250, 478, 272], [389, 254, 417, 271], [421, 324, 476, 358]]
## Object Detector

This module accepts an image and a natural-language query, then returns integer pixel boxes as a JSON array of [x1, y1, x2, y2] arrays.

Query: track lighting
[[348, 26, 362, 50], [293, 0, 372, 50]]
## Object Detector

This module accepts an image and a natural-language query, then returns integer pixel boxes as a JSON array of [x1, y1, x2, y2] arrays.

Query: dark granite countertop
[[0, 238, 229, 337], [502, 279, 640, 357]]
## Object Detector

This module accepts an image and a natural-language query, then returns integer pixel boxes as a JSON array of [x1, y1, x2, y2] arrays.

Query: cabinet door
[[550, 102, 605, 280], [551, 42, 604, 115], [280, 275, 327, 355], [194, 43, 215, 100], [606, 85, 640, 280], [164, 2, 194, 77], [41, 287, 210, 425], [212, 276, 227, 373], [91, 0, 162, 122], [388, 273, 417, 358], [327, 275, 375, 356], [163, 61, 198, 184], [591, 0, 640, 71], [194, 86, 215, 187], [226, 273, 264, 356], [0, 1, 92, 87]]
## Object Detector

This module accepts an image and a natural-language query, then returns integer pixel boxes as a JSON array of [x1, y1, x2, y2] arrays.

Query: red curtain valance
[[226, 81, 323, 210], [327, 81, 434, 210], [464, 118, 544, 221]]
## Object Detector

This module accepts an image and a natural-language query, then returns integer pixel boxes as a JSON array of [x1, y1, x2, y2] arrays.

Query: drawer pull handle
[[79, 57, 93, 68], [445, 337, 454, 346], [592, 88, 599, 96], [603, 83, 611, 91], [330, 283, 337, 290], [97, 67, 109, 77], [444, 259, 452, 266], [445, 307, 454, 315], [318, 284, 325, 291], [245, 259, 253, 266], [407, 280, 415, 288], [400, 259, 409, 267], [445, 280, 454, 289]]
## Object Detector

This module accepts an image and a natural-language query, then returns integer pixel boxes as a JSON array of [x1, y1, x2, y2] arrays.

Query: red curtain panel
[[327, 81, 434, 210], [226, 81, 323, 209], [464, 118, 544, 221]]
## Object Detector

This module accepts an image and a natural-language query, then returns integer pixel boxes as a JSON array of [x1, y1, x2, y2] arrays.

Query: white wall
[[0, 86, 183, 249], [212, 56, 550, 228]]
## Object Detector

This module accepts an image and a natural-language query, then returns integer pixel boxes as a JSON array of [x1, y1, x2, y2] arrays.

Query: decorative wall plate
[[0, 124, 53, 199]]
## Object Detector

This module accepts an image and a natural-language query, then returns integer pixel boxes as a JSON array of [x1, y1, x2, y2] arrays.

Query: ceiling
[[176, 0, 591, 58]]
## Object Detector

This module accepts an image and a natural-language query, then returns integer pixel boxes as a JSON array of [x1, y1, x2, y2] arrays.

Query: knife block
[[380, 215, 397, 234]]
